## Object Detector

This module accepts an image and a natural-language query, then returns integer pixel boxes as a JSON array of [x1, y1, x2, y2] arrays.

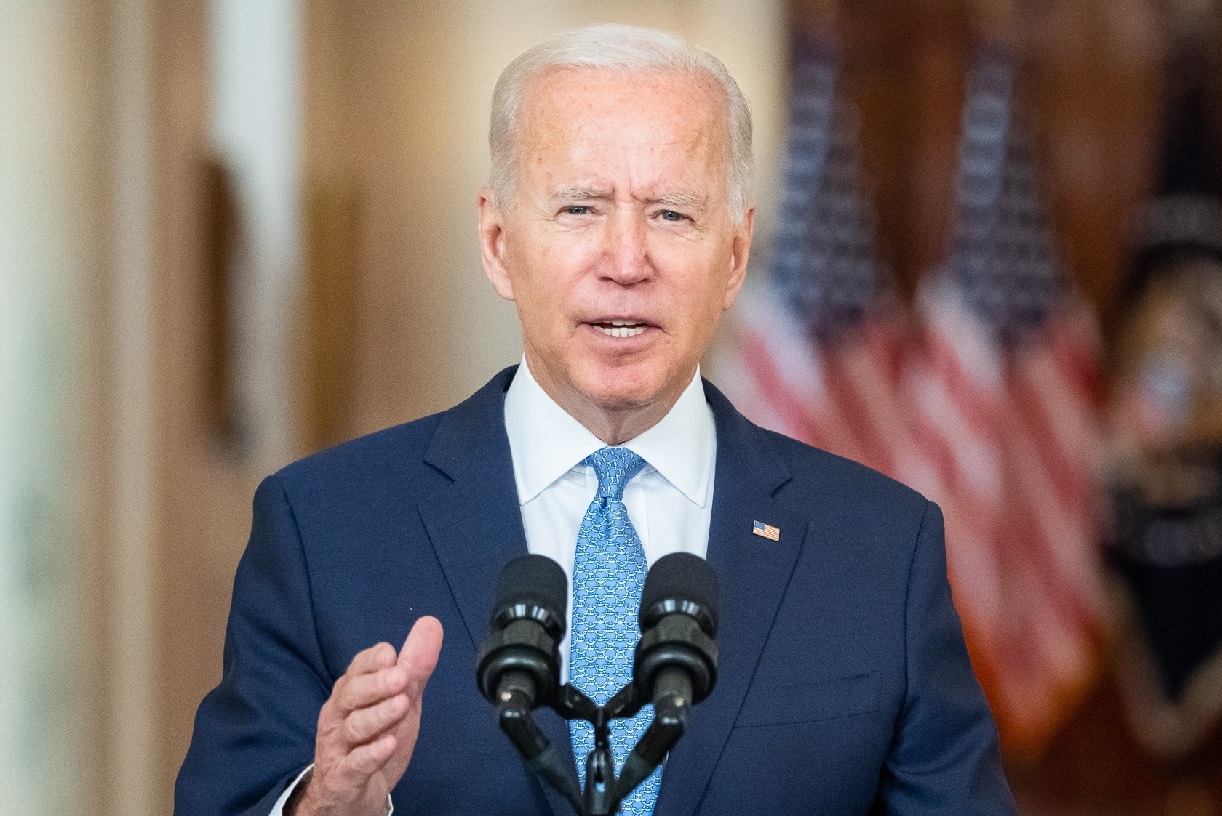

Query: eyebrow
[[548, 186, 611, 205], [648, 191, 706, 212], [547, 187, 707, 211]]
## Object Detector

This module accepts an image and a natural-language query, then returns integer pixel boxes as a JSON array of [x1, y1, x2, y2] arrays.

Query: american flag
[[722, 36, 911, 479], [753, 520, 781, 541], [901, 44, 1106, 754]]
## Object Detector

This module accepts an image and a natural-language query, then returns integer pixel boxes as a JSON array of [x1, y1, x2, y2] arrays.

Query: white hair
[[488, 23, 753, 226]]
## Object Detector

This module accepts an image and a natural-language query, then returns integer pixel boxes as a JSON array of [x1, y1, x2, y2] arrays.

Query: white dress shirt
[[271, 360, 717, 815], [504, 358, 717, 680]]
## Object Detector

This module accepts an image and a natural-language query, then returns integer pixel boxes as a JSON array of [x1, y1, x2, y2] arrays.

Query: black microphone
[[476, 554, 567, 710], [614, 552, 718, 800], [477, 555, 584, 813], [633, 551, 719, 709]]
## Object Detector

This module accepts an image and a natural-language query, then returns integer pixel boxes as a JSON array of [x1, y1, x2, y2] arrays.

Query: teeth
[[597, 324, 647, 338], [609, 319, 640, 327]]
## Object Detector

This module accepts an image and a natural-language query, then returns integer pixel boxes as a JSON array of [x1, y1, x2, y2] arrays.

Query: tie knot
[[583, 447, 647, 501]]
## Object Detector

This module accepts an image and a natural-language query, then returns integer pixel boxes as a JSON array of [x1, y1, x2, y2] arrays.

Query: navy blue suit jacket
[[176, 367, 1015, 815]]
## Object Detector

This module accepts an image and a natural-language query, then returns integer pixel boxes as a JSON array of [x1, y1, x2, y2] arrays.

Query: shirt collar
[[503, 357, 715, 508]]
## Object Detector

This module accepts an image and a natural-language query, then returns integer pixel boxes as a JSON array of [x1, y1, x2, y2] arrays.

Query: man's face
[[479, 66, 753, 437]]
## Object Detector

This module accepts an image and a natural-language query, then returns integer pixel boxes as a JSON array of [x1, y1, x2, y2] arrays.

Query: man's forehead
[[518, 69, 725, 158], [521, 65, 724, 125], [505, 65, 734, 213]]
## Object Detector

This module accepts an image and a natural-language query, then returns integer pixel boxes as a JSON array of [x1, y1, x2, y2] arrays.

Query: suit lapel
[[418, 367, 579, 816], [419, 368, 528, 650], [654, 383, 806, 816]]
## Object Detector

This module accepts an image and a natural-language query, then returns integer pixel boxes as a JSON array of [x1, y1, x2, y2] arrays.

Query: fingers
[[302, 619, 446, 815], [320, 648, 406, 754], [349, 640, 397, 675], [335, 661, 408, 718], [342, 690, 409, 745], [323, 618, 444, 749]]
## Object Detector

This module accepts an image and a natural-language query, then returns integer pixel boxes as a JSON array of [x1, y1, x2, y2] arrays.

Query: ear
[[721, 206, 754, 310], [478, 187, 516, 302]]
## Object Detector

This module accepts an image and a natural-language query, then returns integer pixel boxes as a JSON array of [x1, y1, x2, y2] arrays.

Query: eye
[[659, 210, 686, 222], [562, 205, 591, 216]]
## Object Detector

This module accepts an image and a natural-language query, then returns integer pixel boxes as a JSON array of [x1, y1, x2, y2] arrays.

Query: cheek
[[519, 237, 573, 283], [511, 266, 572, 339], [686, 270, 733, 316], [679, 283, 732, 345]]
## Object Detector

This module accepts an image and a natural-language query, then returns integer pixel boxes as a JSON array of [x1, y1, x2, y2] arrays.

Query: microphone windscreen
[[639, 552, 718, 632], [494, 554, 568, 621]]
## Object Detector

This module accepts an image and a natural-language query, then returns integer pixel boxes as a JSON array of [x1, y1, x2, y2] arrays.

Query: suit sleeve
[[873, 500, 1017, 815], [175, 474, 332, 816]]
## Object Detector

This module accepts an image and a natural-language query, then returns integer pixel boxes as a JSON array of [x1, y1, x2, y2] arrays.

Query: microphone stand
[[482, 552, 717, 815], [494, 677, 690, 816]]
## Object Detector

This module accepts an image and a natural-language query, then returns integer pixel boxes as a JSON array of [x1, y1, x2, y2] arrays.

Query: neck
[[570, 400, 673, 446]]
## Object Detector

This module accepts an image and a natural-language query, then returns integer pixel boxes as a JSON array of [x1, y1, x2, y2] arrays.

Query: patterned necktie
[[568, 447, 661, 815]]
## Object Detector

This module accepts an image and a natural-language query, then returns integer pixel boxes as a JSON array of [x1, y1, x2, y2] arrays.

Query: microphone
[[478, 555, 584, 813], [633, 551, 719, 709], [613, 552, 718, 799], [476, 554, 567, 711], [479, 552, 718, 815]]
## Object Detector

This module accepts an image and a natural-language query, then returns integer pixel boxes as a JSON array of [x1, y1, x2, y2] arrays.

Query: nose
[[602, 210, 651, 285]]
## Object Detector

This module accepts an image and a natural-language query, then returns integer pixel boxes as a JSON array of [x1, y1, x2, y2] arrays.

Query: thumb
[[399, 616, 444, 692]]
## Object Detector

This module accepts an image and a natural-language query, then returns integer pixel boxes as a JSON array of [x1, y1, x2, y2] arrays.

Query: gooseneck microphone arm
[[498, 687, 586, 814], [478, 552, 719, 816]]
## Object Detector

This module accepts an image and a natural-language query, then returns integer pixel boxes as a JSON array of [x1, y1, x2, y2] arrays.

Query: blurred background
[[2, 0, 1221, 814]]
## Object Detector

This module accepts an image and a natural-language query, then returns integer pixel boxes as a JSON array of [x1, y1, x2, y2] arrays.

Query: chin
[[575, 369, 670, 413]]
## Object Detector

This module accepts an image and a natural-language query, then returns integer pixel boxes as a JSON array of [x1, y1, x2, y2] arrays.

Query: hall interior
[[2, 2, 1220, 815]]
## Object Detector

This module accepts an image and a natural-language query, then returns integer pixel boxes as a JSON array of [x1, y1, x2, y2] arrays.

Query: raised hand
[[288, 616, 444, 816]]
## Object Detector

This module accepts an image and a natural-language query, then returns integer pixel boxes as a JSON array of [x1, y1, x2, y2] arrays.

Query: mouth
[[590, 318, 650, 338]]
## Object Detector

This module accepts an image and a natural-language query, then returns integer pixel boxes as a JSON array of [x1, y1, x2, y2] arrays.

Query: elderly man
[[176, 24, 1015, 816]]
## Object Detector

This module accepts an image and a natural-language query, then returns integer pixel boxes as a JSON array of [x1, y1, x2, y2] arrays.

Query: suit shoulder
[[703, 377, 929, 513]]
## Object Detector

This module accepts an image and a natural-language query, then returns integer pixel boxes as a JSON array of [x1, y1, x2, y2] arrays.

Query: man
[[176, 24, 1015, 816]]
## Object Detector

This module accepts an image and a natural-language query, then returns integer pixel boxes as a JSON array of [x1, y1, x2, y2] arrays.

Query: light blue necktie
[[568, 447, 661, 815]]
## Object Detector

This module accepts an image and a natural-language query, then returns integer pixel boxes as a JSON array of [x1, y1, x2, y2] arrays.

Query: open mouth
[[593, 319, 648, 338]]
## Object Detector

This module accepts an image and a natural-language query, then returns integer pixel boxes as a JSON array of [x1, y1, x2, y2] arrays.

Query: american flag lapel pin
[[752, 520, 780, 541]]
